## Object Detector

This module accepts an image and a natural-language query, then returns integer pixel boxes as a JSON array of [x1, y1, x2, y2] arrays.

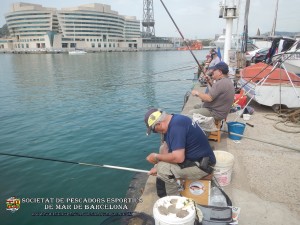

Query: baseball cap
[[208, 61, 229, 74], [144, 108, 165, 135]]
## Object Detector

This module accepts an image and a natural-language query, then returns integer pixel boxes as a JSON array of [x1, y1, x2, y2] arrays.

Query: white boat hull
[[240, 78, 300, 108], [69, 50, 87, 55]]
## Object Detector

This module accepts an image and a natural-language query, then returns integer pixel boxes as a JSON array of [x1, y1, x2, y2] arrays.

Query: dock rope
[[264, 109, 300, 133]]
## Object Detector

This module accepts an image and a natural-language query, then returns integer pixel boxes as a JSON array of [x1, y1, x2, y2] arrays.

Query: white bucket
[[213, 151, 234, 186], [153, 196, 195, 225], [243, 114, 251, 121]]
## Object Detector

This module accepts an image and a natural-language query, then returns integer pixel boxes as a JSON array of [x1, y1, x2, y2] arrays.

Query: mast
[[241, 0, 250, 53], [270, 0, 279, 36]]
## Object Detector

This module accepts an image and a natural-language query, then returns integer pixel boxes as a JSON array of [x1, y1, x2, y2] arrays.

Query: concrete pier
[[134, 83, 300, 225]]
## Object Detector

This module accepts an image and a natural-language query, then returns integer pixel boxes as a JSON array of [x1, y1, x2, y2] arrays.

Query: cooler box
[[234, 94, 247, 109]]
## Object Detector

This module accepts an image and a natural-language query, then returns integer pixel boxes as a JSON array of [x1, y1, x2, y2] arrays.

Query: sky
[[1, 0, 299, 39]]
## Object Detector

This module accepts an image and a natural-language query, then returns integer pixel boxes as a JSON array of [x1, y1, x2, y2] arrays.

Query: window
[[62, 43, 68, 48]]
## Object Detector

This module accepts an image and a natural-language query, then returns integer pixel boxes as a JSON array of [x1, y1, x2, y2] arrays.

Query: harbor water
[[0, 50, 206, 225]]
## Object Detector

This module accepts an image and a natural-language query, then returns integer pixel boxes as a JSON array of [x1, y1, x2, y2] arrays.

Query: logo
[[6, 197, 21, 213]]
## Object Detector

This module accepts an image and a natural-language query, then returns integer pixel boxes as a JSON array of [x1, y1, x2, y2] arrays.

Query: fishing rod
[[159, 0, 211, 86], [0, 152, 149, 174]]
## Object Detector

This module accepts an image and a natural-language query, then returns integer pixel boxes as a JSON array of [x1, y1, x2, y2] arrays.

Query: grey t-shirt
[[203, 77, 235, 120]]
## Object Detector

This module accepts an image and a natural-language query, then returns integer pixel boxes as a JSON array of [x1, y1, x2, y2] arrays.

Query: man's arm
[[146, 149, 185, 164], [191, 90, 213, 102]]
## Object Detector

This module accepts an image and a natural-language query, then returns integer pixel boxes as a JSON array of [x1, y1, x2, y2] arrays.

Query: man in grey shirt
[[189, 62, 235, 120]]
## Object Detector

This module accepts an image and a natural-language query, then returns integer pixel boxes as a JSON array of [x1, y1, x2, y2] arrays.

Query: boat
[[213, 34, 241, 49], [68, 49, 87, 55], [177, 41, 202, 51], [239, 62, 300, 109], [213, 35, 226, 48]]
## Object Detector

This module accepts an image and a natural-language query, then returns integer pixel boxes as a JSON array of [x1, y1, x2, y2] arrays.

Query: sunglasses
[[151, 123, 160, 133]]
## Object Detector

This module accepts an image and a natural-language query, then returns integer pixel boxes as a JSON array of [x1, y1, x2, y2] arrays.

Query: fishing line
[[102, 78, 195, 88], [122, 67, 194, 83], [159, 0, 211, 86], [0, 152, 149, 174], [150, 65, 196, 76], [103, 64, 196, 89]]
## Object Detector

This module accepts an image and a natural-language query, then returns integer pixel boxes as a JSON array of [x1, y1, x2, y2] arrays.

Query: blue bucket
[[227, 122, 246, 140]]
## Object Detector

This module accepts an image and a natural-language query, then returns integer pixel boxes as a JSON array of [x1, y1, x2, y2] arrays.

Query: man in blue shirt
[[144, 108, 216, 197]]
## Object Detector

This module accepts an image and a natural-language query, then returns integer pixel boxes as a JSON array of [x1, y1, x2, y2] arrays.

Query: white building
[[4, 2, 144, 51]]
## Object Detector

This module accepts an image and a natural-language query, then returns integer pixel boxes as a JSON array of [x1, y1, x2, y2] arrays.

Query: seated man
[[205, 51, 220, 76], [144, 108, 216, 197], [189, 61, 235, 121], [199, 49, 218, 84]]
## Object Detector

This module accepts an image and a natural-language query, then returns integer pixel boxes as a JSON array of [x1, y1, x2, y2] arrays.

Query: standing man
[[189, 61, 235, 121], [144, 109, 216, 197]]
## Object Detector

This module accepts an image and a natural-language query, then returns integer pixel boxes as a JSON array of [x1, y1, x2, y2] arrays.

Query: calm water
[[0, 50, 206, 225]]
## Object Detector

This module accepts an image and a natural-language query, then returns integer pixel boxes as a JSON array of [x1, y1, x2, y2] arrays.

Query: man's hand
[[148, 167, 157, 176], [191, 90, 199, 97], [147, 150, 185, 164], [146, 153, 158, 164]]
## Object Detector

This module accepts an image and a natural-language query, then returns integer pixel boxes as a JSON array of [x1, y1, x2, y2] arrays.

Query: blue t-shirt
[[164, 114, 216, 164]]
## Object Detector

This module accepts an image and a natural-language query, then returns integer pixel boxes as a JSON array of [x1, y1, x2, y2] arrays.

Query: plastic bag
[[192, 114, 217, 132]]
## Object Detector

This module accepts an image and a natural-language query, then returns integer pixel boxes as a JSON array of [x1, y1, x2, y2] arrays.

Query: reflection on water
[[0, 50, 206, 225]]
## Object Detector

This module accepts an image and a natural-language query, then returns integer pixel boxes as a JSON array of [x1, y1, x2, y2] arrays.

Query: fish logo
[[6, 197, 21, 213]]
